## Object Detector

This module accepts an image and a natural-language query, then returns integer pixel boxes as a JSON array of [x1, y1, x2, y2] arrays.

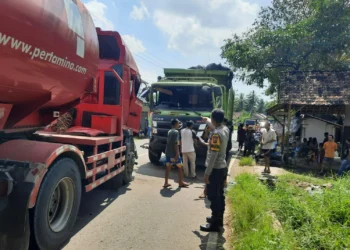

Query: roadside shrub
[[239, 157, 255, 166], [227, 173, 350, 249], [228, 174, 293, 249]]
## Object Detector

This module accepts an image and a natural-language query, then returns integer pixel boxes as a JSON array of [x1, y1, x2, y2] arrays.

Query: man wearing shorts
[[321, 135, 338, 174], [261, 121, 277, 174], [163, 119, 189, 188]]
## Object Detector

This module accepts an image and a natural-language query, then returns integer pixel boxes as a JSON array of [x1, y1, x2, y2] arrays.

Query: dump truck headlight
[[152, 121, 157, 127]]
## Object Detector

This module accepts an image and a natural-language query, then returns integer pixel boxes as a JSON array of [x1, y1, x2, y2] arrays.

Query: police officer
[[200, 109, 229, 232]]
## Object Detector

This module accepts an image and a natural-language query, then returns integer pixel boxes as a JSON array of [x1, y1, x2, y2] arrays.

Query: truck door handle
[[130, 112, 137, 116]]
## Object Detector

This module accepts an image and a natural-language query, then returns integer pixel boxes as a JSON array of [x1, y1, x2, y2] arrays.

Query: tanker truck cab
[[0, 5, 141, 247], [79, 28, 143, 135], [145, 67, 234, 165]]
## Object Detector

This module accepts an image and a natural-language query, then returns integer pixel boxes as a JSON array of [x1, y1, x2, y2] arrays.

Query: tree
[[236, 111, 251, 125], [244, 91, 257, 112], [235, 93, 245, 112], [264, 99, 278, 110], [221, 0, 350, 96], [257, 99, 265, 113]]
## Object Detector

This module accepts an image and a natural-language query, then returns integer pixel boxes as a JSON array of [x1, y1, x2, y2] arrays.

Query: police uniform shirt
[[205, 125, 229, 176]]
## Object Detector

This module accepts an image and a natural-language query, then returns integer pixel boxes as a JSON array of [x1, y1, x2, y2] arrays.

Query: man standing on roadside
[[223, 118, 233, 162], [181, 120, 197, 178], [237, 124, 246, 152], [338, 137, 350, 176], [200, 109, 229, 232], [163, 119, 189, 188], [323, 132, 329, 144], [261, 121, 277, 174], [321, 135, 338, 174]]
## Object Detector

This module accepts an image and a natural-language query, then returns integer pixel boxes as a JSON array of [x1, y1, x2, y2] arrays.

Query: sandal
[[163, 184, 171, 188], [179, 183, 189, 188]]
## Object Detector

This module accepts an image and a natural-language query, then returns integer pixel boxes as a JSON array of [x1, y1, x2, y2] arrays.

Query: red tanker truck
[[0, 0, 142, 249]]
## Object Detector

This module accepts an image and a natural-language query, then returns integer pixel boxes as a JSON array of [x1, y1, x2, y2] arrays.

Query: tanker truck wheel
[[148, 150, 161, 164], [32, 158, 81, 250], [123, 143, 136, 184]]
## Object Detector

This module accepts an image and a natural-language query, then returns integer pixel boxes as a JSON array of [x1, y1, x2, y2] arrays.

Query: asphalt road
[[63, 137, 232, 250]]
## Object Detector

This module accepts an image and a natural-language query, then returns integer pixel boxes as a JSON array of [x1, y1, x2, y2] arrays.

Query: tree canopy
[[245, 91, 257, 112], [221, 0, 350, 95], [257, 99, 265, 113], [234, 91, 266, 113], [235, 93, 245, 112]]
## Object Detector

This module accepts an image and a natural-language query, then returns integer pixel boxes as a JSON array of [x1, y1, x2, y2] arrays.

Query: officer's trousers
[[207, 168, 226, 228]]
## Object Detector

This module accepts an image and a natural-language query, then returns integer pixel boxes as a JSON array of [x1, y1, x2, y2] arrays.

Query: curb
[[227, 150, 239, 182]]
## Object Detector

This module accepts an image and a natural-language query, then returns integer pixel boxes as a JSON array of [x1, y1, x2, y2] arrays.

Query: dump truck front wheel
[[148, 150, 161, 164]]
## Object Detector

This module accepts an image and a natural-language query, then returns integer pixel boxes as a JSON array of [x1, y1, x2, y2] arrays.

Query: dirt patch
[[228, 154, 287, 180], [268, 211, 283, 232], [224, 197, 234, 250]]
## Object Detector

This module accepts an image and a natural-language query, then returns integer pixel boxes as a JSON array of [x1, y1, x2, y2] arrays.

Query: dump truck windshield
[[152, 85, 219, 111]]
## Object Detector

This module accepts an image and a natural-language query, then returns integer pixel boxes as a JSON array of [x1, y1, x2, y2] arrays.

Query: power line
[[87, 10, 168, 70], [134, 54, 164, 69], [143, 51, 177, 68], [128, 43, 173, 68]]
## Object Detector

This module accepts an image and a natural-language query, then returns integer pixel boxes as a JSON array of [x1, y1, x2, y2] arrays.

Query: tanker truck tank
[[0, 0, 99, 130]]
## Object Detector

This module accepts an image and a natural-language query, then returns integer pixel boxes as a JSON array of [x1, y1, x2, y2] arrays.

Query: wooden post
[[282, 115, 285, 154], [285, 104, 292, 161]]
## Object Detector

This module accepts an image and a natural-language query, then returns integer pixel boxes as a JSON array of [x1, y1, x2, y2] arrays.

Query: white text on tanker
[[0, 31, 87, 74]]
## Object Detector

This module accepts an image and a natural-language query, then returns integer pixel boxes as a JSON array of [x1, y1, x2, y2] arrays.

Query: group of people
[[237, 122, 277, 173], [295, 132, 338, 175], [163, 109, 232, 232], [290, 131, 350, 176]]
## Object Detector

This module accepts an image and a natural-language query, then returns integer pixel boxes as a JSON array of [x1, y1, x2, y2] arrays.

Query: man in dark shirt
[[244, 129, 255, 156], [237, 124, 246, 151], [323, 132, 329, 143], [163, 119, 189, 188], [338, 137, 350, 176], [223, 118, 233, 162]]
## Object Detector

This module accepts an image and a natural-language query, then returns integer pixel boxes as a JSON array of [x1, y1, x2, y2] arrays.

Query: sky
[[83, 0, 272, 100]]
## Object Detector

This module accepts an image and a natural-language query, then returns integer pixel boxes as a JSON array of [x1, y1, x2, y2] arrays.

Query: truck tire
[[0, 211, 30, 250], [148, 150, 161, 164], [32, 158, 81, 250], [123, 137, 136, 184]]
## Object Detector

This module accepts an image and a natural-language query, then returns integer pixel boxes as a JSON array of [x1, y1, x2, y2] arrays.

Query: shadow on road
[[193, 230, 226, 250], [30, 182, 131, 250], [136, 161, 206, 183], [160, 187, 181, 198], [73, 184, 130, 232], [65, 183, 130, 247]]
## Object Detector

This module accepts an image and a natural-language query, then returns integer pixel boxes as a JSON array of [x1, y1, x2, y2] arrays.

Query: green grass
[[239, 157, 255, 166], [227, 173, 350, 249]]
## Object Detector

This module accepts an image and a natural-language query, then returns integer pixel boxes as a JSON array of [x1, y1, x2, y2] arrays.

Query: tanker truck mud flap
[[0, 160, 35, 250]]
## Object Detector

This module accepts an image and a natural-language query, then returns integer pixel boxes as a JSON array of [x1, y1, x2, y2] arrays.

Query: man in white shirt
[[181, 121, 197, 178], [261, 121, 277, 174]]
